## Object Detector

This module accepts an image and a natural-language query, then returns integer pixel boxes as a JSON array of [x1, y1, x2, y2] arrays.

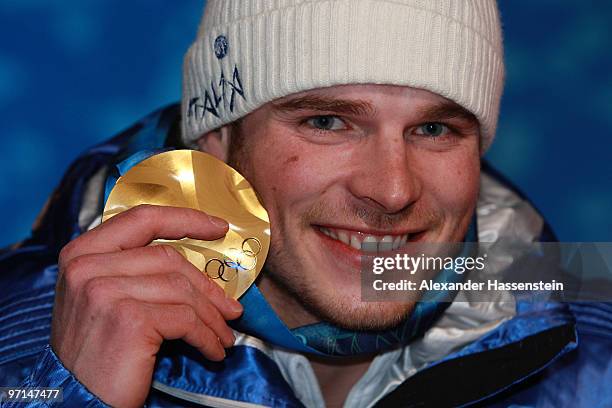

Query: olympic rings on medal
[[242, 237, 262, 257], [204, 258, 225, 280], [204, 237, 262, 282]]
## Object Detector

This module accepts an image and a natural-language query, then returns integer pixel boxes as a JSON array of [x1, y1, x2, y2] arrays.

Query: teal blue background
[[1, 1, 611, 245]]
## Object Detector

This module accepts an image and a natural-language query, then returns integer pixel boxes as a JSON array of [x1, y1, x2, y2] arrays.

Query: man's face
[[218, 84, 480, 330]]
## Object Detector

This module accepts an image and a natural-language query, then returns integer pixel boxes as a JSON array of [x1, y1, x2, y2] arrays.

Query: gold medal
[[102, 150, 270, 299]]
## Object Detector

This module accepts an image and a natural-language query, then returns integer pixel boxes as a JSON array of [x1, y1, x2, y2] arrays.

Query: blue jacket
[[1, 105, 611, 407]]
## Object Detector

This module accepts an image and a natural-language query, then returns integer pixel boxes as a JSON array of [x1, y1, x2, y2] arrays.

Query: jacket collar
[[151, 302, 575, 408]]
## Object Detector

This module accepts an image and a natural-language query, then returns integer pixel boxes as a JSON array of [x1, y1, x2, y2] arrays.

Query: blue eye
[[306, 116, 346, 131], [416, 123, 448, 137]]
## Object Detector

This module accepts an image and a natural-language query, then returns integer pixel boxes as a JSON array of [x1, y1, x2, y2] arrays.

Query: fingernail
[[227, 297, 243, 313], [209, 215, 229, 229]]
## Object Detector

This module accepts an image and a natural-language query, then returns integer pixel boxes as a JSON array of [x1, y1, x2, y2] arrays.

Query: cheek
[[246, 132, 339, 220], [419, 148, 480, 215]]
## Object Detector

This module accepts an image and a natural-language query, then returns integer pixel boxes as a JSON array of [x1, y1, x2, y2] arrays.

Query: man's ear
[[196, 125, 232, 162]]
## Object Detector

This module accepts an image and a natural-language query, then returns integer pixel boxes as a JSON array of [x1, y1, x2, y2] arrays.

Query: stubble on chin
[[259, 238, 416, 331]]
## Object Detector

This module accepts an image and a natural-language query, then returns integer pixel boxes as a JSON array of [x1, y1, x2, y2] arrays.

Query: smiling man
[[1, 1, 611, 407], [214, 84, 481, 333]]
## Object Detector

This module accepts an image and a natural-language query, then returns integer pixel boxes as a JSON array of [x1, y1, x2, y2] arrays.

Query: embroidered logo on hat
[[214, 35, 229, 59]]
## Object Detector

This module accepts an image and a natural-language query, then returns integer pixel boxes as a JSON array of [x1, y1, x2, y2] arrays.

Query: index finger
[[60, 205, 229, 264]]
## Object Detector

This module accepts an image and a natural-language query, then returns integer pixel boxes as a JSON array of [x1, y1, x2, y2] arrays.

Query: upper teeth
[[319, 227, 409, 252]]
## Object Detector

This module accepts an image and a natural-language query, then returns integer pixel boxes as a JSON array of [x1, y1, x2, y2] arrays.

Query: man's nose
[[347, 137, 422, 214]]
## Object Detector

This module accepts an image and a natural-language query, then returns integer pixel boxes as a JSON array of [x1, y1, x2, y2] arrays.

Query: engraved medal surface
[[102, 150, 270, 299]]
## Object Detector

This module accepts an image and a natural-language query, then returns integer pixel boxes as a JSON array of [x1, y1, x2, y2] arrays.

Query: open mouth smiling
[[316, 226, 428, 253]]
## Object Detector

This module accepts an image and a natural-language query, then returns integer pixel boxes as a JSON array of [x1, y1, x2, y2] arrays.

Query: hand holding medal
[[51, 150, 270, 407]]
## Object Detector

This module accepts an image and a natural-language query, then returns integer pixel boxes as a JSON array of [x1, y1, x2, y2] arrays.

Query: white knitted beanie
[[182, 0, 505, 151]]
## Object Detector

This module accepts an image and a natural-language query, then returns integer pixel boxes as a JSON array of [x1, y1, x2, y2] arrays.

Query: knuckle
[[202, 275, 224, 298], [58, 241, 78, 266], [197, 271, 216, 292], [181, 305, 198, 327], [129, 204, 158, 221], [118, 204, 155, 229], [65, 255, 92, 275], [168, 272, 193, 295], [83, 277, 112, 309], [199, 304, 220, 327], [192, 274, 210, 296], [157, 244, 183, 264], [62, 256, 91, 292]]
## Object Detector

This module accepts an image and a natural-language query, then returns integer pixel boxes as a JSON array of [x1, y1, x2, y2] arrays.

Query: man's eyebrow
[[417, 101, 479, 125], [272, 95, 377, 117]]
